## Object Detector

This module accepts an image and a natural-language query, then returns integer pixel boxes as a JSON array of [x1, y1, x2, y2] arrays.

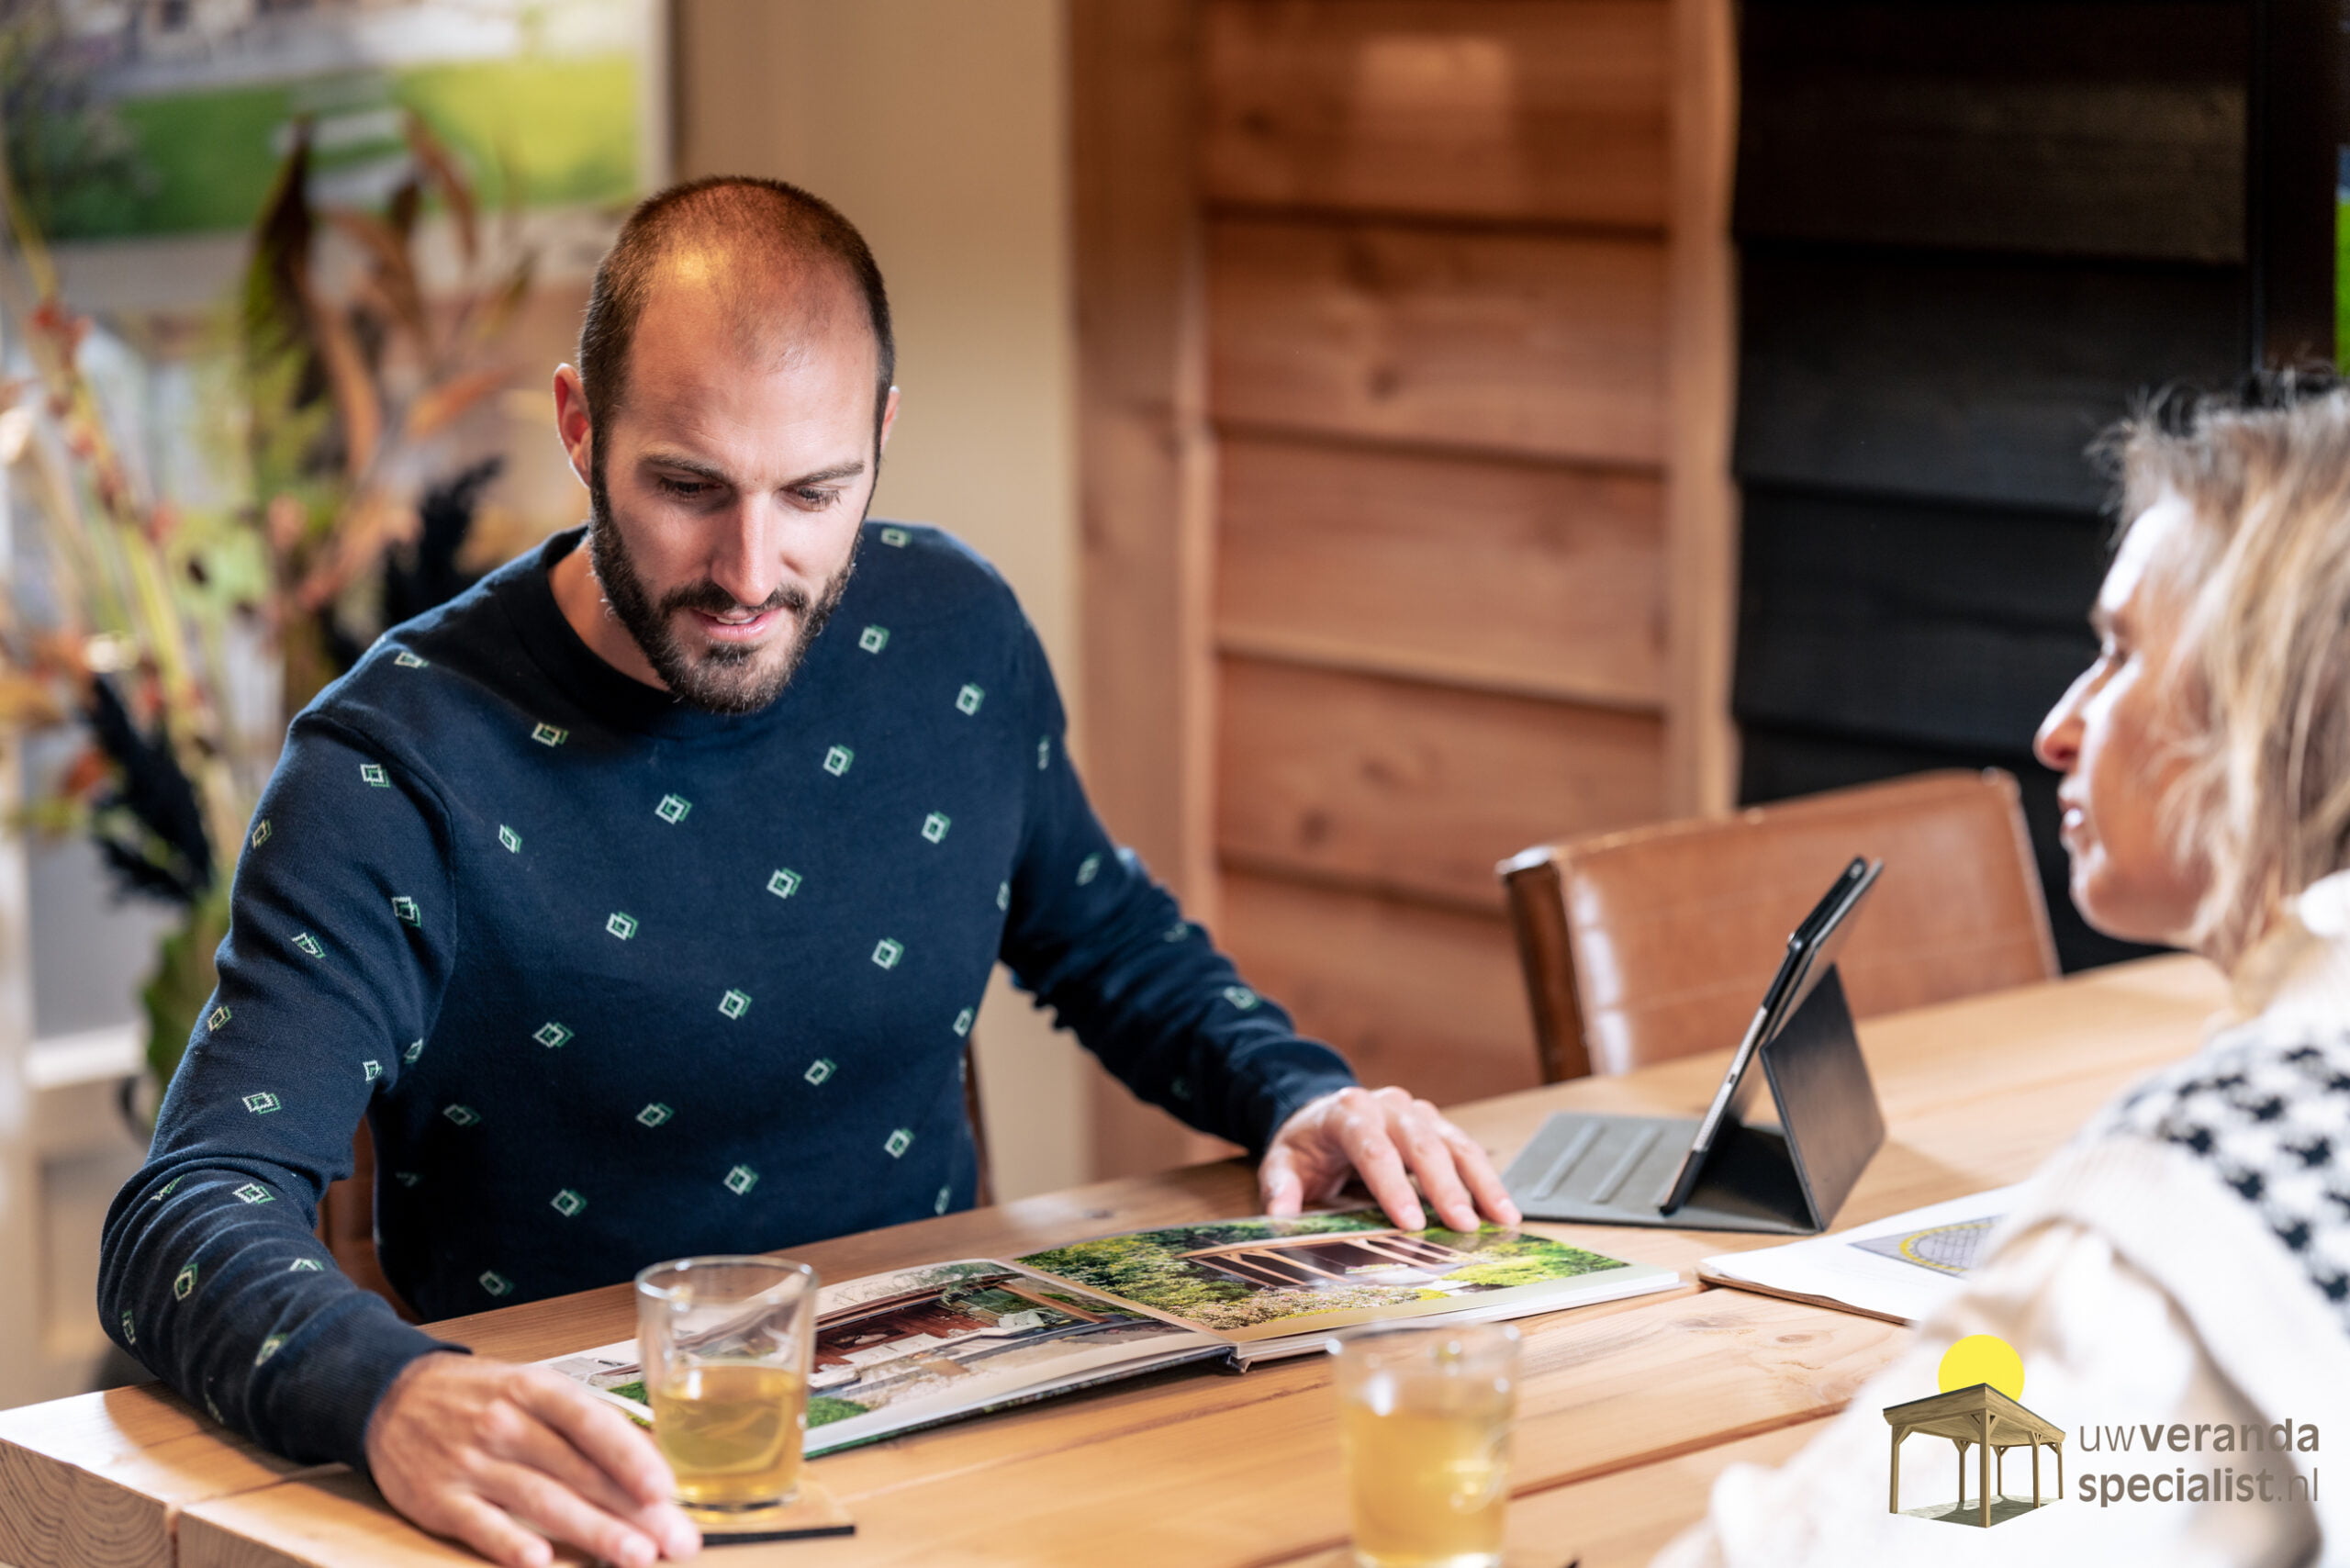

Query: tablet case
[[1501, 966, 1885, 1234]]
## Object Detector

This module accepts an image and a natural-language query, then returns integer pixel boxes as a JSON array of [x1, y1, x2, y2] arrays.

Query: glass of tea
[[634, 1255, 819, 1518], [1330, 1321, 1522, 1568]]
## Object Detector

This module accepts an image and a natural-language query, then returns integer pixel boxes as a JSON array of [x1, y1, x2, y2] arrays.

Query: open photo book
[[543, 1210, 1677, 1457]]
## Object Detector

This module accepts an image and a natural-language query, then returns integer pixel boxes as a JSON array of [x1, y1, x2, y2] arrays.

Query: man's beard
[[586, 470, 855, 715]]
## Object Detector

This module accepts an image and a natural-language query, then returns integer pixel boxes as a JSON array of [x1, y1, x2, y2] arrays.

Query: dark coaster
[[688, 1477, 856, 1545]]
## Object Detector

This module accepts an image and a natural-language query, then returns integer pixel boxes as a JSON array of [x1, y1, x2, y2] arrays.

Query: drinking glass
[[1331, 1322, 1522, 1568], [634, 1256, 819, 1516]]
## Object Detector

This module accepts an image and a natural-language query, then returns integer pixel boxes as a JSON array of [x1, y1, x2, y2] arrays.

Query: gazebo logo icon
[[1883, 1335, 2065, 1529]]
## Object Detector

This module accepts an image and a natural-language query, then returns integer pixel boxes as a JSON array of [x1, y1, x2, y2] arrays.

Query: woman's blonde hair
[[2106, 372, 2350, 962]]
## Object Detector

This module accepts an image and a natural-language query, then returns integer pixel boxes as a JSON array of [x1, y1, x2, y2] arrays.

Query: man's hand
[[365, 1351, 699, 1568], [1259, 1085, 1522, 1233]]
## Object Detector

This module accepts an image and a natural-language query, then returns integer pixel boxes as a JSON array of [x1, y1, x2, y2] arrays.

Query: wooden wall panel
[[1739, 1, 2245, 263], [1201, 0, 1669, 228], [1209, 218, 1669, 465], [1737, 246, 2246, 513], [1218, 658, 1666, 911], [1729, 0, 2232, 976], [1215, 436, 1665, 708], [1077, 0, 1734, 1176], [1734, 488, 2105, 756], [1740, 80, 2243, 263], [1218, 871, 1537, 1106]]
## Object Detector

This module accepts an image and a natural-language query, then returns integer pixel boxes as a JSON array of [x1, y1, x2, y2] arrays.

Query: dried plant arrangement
[[0, 103, 534, 1109]]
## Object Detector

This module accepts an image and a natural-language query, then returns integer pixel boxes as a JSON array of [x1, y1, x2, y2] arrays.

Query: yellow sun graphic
[[1937, 1334, 2024, 1401]]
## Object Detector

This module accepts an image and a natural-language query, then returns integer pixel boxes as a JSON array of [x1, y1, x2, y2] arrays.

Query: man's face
[[2032, 494, 2209, 946], [570, 263, 893, 713]]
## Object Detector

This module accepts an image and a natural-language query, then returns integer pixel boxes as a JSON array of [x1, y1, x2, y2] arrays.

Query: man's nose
[[707, 498, 787, 609]]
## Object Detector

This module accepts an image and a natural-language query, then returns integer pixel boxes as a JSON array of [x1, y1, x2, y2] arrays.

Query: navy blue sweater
[[98, 521, 1355, 1469]]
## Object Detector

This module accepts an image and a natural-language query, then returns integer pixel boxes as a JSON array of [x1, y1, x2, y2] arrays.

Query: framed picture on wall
[[33, 0, 669, 313]]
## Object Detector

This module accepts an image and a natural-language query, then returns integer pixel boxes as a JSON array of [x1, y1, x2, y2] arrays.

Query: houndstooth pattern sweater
[[1655, 876, 2350, 1568]]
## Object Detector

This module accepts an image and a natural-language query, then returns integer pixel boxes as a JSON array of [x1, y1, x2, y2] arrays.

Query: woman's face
[[2033, 494, 2210, 948]]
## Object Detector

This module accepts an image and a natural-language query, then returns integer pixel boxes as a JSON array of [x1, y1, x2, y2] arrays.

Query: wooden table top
[[0, 952, 2225, 1568]]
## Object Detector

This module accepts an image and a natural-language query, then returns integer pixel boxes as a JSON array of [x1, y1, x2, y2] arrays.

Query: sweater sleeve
[[995, 622, 1357, 1155], [98, 713, 463, 1471]]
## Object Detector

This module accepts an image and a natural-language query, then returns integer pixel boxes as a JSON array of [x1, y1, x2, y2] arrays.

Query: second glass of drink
[[1331, 1321, 1522, 1568]]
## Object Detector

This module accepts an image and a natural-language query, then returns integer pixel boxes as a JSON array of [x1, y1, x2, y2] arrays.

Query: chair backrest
[[1498, 769, 2058, 1081], [319, 1042, 996, 1315]]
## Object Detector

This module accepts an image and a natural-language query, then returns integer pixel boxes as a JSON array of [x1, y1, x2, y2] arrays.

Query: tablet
[[1656, 856, 1882, 1214]]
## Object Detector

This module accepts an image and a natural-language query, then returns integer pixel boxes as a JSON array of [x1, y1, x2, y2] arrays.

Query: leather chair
[[318, 1042, 995, 1316], [1498, 769, 2058, 1081]]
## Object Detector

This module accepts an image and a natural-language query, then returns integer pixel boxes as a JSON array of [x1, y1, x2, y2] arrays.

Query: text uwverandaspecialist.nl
[[2076, 1420, 2320, 1507]]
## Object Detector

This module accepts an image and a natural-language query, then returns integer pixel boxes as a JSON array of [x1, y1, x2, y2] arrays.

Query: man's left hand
[[1259, 1086, 1522, 1233]]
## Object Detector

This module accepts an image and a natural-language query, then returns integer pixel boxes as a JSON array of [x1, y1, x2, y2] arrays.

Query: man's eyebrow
[[635, 453, 867, 488], [638, 452, 734, 485], [784, 461, 867, 487]]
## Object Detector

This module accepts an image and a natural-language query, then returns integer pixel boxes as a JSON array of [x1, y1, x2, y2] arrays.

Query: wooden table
[[0, 953, 2224, 1568]]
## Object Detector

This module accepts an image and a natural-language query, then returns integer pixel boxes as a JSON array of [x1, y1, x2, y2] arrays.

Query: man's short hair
[[576, 175, 895, 444]]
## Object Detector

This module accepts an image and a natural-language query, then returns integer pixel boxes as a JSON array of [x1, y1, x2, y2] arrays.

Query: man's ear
[[878, 386, 901, 454], [553, 364, 594, 489]]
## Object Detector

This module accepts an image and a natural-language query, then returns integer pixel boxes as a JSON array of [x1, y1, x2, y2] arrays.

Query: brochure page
[[544, 1259, 1220, 1456], [1695, 1185, 2023, 1324], [1015, 1210, 1673, 1346]]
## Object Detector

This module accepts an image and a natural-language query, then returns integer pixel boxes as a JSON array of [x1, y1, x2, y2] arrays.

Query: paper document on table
[[1695, 1185, 2024, 1325]]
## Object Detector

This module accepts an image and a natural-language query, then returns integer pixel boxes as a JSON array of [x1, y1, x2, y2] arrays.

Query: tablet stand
[[1500, 967, 1885, 1235]]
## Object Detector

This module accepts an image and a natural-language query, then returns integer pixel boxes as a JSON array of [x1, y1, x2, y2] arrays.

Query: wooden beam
[[1662, 0, 1740, 815], [1071, 0, 1230, 1179]]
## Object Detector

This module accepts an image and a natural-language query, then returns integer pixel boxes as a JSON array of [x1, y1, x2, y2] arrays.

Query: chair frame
[[1498, 844, 1594, 1084]]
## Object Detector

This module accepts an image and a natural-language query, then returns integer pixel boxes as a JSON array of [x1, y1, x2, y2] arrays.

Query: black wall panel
[[1734, 488, 2108, 756], [1738, 250, 2247, 513], [1739, 1, 2248, 263], [1729, 0, 2267, 971]]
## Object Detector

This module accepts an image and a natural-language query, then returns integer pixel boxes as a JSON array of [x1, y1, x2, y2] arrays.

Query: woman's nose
[[2034, 671, 2088, 772]]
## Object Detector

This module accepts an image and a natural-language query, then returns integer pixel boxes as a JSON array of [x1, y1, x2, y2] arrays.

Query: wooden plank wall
[[1076, 0, 1737, 1176], [1203, 0, 1679, 1114]]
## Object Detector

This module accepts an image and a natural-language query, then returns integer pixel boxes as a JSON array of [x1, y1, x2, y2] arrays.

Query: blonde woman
[[1657, 377, 2350, 1566]]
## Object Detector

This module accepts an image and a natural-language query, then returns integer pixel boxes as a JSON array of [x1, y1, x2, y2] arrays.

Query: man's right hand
[[364, 1351, 700, 1567]]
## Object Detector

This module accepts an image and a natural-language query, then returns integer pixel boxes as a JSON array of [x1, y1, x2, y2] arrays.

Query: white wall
[[677, 0, 1088, 1199]]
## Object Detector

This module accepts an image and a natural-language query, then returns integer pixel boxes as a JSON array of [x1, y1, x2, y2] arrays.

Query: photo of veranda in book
[[1013, 1211, 1635, 1341], [800, 1262, 1210, 1434], [543, 1213, 1669, 1455], [545, 1259, 1219, 1456]]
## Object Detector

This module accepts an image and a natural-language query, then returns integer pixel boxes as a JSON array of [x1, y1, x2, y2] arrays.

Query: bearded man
[[99, 177, 1517, 1568]]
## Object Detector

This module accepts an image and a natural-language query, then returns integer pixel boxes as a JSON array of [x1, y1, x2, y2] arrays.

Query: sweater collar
[[2224, 868, 2350, 1033], [489, 524, 811, 743]]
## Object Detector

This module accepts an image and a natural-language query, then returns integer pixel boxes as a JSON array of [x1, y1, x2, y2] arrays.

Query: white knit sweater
[[1654, 875, 2350, 1568]]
